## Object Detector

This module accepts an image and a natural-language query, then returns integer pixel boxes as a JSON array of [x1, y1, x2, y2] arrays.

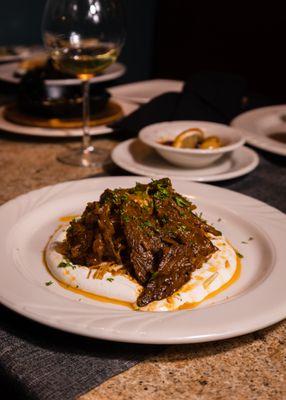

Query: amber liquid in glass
[[52, 45, 118, 79]]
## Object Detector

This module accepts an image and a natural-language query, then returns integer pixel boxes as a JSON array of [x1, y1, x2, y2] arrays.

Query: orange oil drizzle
[[42, 244, 134, 310], [59, 215, 79, 223], [57, 281, 134, 310], [178, 255, 241, 310], [45, 220, 242, 312]]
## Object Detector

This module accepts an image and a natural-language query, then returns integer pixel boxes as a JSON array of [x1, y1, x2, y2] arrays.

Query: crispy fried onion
[[87, 262, 124, 280]]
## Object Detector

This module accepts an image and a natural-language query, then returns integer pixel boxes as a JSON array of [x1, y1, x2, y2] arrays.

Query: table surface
[[0, 127, 285, 400]]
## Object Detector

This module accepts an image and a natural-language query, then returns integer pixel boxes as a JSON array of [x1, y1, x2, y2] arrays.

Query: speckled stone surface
[[0, 134, 117, 205], [80, 321, 286, 400], [0, 133, 285, 400]]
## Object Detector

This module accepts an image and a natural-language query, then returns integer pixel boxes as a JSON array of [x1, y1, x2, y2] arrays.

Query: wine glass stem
[[82, 79, 93, 154]]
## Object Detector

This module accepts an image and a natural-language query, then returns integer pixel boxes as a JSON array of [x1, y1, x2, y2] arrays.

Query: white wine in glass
[[42, 0, 126, 167]]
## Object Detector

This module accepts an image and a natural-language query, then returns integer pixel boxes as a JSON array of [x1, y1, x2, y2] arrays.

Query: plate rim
[[231, 105, 286, 156], [0, 176, 285, 344], [108, 78, 184, 104], [111, 138, 259, 182], [0, 47, 43, 63], [0, 99, 138, 138], [0, 61, 126, 86]]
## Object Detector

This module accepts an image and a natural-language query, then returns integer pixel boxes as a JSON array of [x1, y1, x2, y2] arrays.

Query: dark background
[[1, 0, 286, 97], [0, 0, 157, 83]]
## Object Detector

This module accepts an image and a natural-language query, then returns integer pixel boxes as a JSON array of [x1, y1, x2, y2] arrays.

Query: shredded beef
[[63, 178, 219, 306]]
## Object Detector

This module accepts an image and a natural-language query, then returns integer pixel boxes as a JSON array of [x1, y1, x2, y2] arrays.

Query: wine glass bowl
[[42, 0, 125, 167]]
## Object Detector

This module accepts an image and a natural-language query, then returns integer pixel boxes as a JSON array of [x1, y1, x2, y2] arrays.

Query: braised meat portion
[[63, 178, 220, 306]]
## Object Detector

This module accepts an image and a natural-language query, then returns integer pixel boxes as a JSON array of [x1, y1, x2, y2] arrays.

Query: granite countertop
[[81, 322, 286, 400], [0, 133, 285, 400]]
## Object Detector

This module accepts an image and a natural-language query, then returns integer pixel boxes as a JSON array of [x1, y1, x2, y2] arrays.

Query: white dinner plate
[[0, 176, 285, 344], [231, 105, 286, 156], [0, 100, 138, 138], [108, 79, 184, 104], [111, 139, 259, 182], [0, 61, 126, 86]]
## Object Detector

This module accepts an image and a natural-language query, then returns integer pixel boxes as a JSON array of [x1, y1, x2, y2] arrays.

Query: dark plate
[[17, 61, 110, 118]]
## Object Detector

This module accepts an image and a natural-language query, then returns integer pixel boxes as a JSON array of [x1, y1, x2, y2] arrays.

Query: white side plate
[[109, 79, 184, 104], [112, 139, 259, 182], [231, 105, 286, 156]]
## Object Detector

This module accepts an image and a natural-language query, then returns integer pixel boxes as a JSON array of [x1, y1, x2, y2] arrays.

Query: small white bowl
[[139, 121, 246, 168]]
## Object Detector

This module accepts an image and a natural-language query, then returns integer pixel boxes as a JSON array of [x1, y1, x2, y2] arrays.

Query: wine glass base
[[57, 147, 110, 168]]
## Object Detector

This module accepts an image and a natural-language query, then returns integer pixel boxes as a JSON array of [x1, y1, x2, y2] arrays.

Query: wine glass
[[42, 0, 126, 167]]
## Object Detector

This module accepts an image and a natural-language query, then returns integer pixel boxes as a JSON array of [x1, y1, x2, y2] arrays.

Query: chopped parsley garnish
[[175, 292, 183, 301], [194, 211, 208, 223], [112, 192, 119, 201], [58, 259, 76, 269], [236, 251, 244, 259], [45, 281, 53, 286], [122, 215, 130, 223], [154, 188, 169, 200], [134, 182, 146, 195], [141, 220, 152, 228], [106, 277, 114, 282], [242, 237, 254, 244], [151, 271, 158, 279], [174, 196, 188, 208]]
